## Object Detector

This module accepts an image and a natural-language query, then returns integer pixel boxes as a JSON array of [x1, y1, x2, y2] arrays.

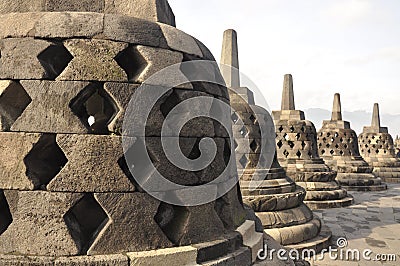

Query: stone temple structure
[[396, 136, 400, 158], [272, 75, 353, 210], [0, 1, 273, 265], [317, 94, 387, 192], [221, 29, 332, 253], [358, 103, 400, 183]]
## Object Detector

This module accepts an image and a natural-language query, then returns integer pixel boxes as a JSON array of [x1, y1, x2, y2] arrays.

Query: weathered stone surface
[[88, 193, 173, 254], [0, 191, 83, 256], [35, 12, 104, 38], [11, 81, 88, 133], [55, 255, 128, 266], [58, 39, 128, 81], [105, 0, 175, 26], [220, 29, 240, 88], [0, 38, 67, 79], [124, 137, 232, 187], [135, 45, 183, 83], [127, 246, 197, 266], [0, 80, 32, 131], [0, 255, 54, 266], [47, 134, 136, 192], [0, 132, 64, 190], [159, 23, 203, 57], [235, 220, 263, 263], [103, 13, 168, 48], [256, 204, 313, 229], [281, 74, 295, 110], [0, 0, 176, 26]]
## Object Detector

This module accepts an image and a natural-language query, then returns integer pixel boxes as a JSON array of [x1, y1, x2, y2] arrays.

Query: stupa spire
[[220, 29, 240, 88], [331, 93, 342, 121], [371, 103, 381, 128], [281, 74, 295, 110]]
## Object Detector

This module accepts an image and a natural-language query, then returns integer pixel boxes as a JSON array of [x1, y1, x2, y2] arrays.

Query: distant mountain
[[304, 108, 400, 137]]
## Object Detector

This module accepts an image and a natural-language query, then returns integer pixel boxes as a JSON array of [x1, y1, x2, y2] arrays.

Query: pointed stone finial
[[371, 103, 381, 128], [331, 93, 342, 121], [281, 74, 295, 110], [220, 29, 240, 88]]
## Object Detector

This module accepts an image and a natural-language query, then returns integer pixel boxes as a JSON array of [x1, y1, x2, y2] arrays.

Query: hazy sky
[[169, 0, 400, 133]]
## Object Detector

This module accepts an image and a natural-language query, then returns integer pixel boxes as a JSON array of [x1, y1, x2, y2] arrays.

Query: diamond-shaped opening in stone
[[114, 46, 147, 82], [122, 138, 158, 188], [234, 140, 238, 149], [154, 202, 189, 245], [0, 191, 12, 235], [277, 140, 283, 149], [249, 114, 257, 124], [321, 149, 325, 154], [0, 81, 32, 131], [335, 144, 339, 149], [250, 140, 258, 152], [278, 125, 284, 132], [301, 141, 306, 149], [288, 141, 295, 149], [327, 132, 331, 137], [283, 150, 289, 157], [231, 112, 239, 123], [70, 83, 119, 134], [290, 126, 295, 132], [23, 134, 68, 189], [296, 150, 302, 158], [339, 150, 344, 155], [160, 90, 180, 118], [64, 194, 109, 254], [239, 155, 248, 168], [296, 133, 301, 140], [37, 43, 73, 79], [330, 150, 334, 155], [284, 133, 289, 141], [240, 126, 248, 137], [223, 139, 232, 167]]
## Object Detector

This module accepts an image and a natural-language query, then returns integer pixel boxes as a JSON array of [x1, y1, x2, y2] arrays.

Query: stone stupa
[[272, 75, 353, 210], [0, 1, 266, 265], [358, 103, 400, 183], [317, 94, 387, 192], [221, 29, 332, 253], [395, 136, 400, 158]]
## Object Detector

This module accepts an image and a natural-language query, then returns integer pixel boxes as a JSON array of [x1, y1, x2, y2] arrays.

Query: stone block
[[88, 193, 173, 254], [0, 80, 32, 131], [103, 13, 168, 48], [105, 0, 175, 26], [0, 191, 84, 256], [47, 134, 136, 192], [55, 255, 129, 266], [0, 132, 68, 190], [57, 39, 128, 81], [10, 81, 88, 133], [0, 255, 54, 266], [0, 38, 71, 80], [127, 246, 198, 266], [159, 23, 203, 57], [35, 12, 104, 38], [0, 0, 176, 26]]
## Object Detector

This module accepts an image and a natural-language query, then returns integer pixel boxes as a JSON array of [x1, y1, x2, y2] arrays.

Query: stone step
[[296, 181, 341, 191], [382, 177, 400, 183], [243, 186, 305, 212], [257, 204, 314, 229], [304, 189, 348, 201], [285, 225, 332, 254], [341, 184, 388, 192], [201, 247, 252, 266], [264, 218, 322, 246], [236, 220, 264, 263], [304, 196, 354, 210]]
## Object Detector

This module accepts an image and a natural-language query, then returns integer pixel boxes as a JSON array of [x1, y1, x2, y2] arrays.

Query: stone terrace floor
[[308, 184, 400, 266]]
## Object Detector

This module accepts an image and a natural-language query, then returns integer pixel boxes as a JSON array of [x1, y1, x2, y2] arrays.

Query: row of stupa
[[221, 28, 400, 254]]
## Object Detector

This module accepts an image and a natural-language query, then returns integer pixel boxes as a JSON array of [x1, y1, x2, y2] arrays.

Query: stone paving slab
[[308, 183, 400, 266]]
